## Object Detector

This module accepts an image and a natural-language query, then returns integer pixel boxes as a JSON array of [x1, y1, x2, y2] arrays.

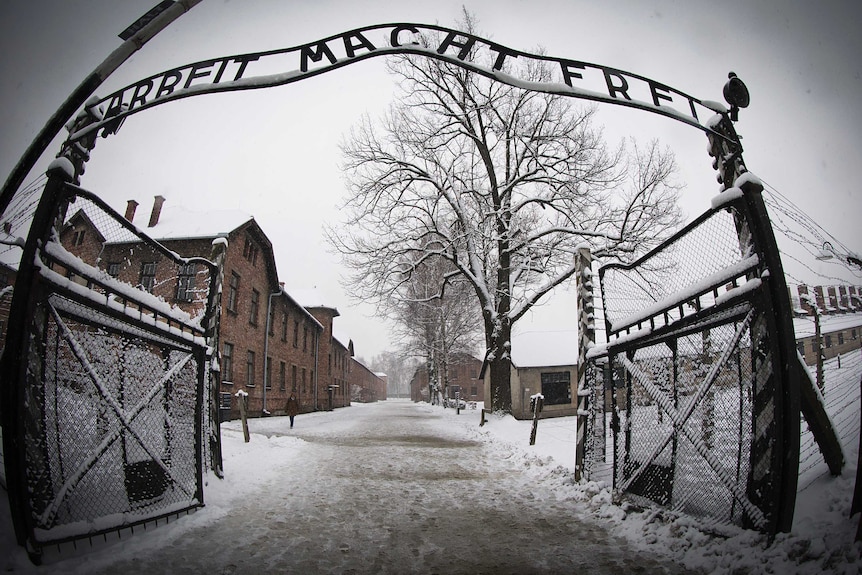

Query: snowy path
[[28, 400, 696, 574]]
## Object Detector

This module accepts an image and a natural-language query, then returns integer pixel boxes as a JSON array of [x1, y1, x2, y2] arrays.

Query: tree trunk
[[488, 319, 513, 413]]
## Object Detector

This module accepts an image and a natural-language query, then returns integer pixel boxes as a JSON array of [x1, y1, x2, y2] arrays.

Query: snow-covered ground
[[0, 353, 860, 574]]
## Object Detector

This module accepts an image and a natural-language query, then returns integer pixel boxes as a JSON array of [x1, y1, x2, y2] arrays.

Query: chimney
[[148, 195, 165, 228], [124, 199, 138, 222]]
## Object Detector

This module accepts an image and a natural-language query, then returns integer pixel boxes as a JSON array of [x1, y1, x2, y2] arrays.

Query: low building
[[482, 330, 579, 420], [794, 312, 862, 365]]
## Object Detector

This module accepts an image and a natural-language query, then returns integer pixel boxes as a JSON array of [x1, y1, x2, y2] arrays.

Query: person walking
[[285, 393, 300, 429]]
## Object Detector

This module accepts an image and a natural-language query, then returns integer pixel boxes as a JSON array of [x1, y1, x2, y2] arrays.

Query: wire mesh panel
[[599, 192, 798, 536], [613, 315, 759, 527], [602, 203, 758, 336], [1, 180, 218, 557], [29, 292, 203, 536]]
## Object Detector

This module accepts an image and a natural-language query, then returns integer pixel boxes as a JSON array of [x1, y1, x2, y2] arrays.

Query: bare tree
[[383, 253, 483, 404], [328, 12, 682, 413]]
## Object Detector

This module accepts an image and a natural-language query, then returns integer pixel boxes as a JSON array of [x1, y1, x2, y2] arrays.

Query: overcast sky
[[2, 0, 861, 360]]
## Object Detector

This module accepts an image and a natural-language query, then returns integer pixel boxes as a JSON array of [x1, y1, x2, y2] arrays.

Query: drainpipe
[[263, 284, 284, 414], [313, 328, 320, 411]]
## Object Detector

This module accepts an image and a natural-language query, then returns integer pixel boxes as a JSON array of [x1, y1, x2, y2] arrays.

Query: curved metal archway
[[0, 21, 834, 556]]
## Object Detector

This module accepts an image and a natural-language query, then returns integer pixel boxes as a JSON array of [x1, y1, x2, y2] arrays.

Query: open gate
[[0, 170, 222, 559], [597, 177, 800, 535]]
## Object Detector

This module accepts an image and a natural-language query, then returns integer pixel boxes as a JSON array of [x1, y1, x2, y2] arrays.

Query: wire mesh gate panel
[[1, 180, 219, 557], [598, 190, 799, 535]]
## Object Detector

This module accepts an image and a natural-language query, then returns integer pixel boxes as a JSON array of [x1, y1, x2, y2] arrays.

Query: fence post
[[574, 246, 595, 481], [236, 390, 250, 443], [529, 394, 543, 445]]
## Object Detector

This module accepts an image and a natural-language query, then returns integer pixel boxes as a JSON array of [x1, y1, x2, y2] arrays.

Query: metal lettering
[[649, 81, 674, 107], [390, 25, 420, 47], [155, 69, 183, 99], [436, 31, 475, 60], [184, 61, 215, 89], [342, 32, 376, 58], [300, 41, 337, 73], [70, 23, 714, 143], [603, 70, 632, 101], [129, 79, 154, 109], [560, 60, 586, 85], [232, 55, 259, 81], [488, 42, 517, 71]]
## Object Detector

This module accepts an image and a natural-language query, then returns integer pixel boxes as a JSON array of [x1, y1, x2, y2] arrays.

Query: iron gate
[[597, 180, 800, 536], [1, 173, 220, 559]]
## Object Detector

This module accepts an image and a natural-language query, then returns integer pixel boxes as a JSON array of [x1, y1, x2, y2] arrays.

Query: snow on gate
[[0, 181, 221, 562], [588, 187, 800, 536]]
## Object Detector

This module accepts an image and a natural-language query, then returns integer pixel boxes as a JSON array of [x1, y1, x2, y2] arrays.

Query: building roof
[[794, 311, 862, 339], [510, 329, 579, 368], [291, 286, 339, 312], [127, 204, 253, 242]]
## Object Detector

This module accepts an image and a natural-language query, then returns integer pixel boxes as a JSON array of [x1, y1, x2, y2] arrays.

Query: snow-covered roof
[[510, 329, 579, 368], [291, 286, 339, 313], [128, 204, 253, 241], [793, 311, 862, 339], [332, 326, 351, 351]]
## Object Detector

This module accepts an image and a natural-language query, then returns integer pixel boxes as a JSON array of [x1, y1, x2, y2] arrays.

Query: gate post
[[574, 246, 594, 481], [206, 238, 227, 478], [0, 160, 73, 552], [706, 74, 803, 534]]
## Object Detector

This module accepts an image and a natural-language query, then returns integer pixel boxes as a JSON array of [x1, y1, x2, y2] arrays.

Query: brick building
[[410, 353, 483, 405], [351, 356, 387, 403], [791, 283, 862, 365], [58, 195, 353, 419]]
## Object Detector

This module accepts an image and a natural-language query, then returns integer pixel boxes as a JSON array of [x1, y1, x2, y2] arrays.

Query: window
[[250, 289, 260, 325], [303, 326, 308, 352], [471, 386, 478, 397], [72, 229, 85, 246], [219, 392, 232, 410], [797, 342, 805, 357], [246, 351, 256, 386], [107, 262, 120, 278], [279, 361, 286, 391], [838, 332, 844, 345], [265, 356, 272, 390], [302, 368, 307, 394], [176, 263, 196, 301], [268, 306, 275, 335], [140, 262, 156, 293], [853, 329, 858, 340], [243, 236, 259, 265], [292, 365, 298, 391], [281, 313, 288, 341], [541, 371, 572, 406], [824, 335, 832, 348], [293, 320, 299, 347], [222, 342, 234, 383], [228, 272, 240, 313]]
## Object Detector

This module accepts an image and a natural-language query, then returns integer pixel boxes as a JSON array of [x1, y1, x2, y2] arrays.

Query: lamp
[[723, 72, 750, 121]]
